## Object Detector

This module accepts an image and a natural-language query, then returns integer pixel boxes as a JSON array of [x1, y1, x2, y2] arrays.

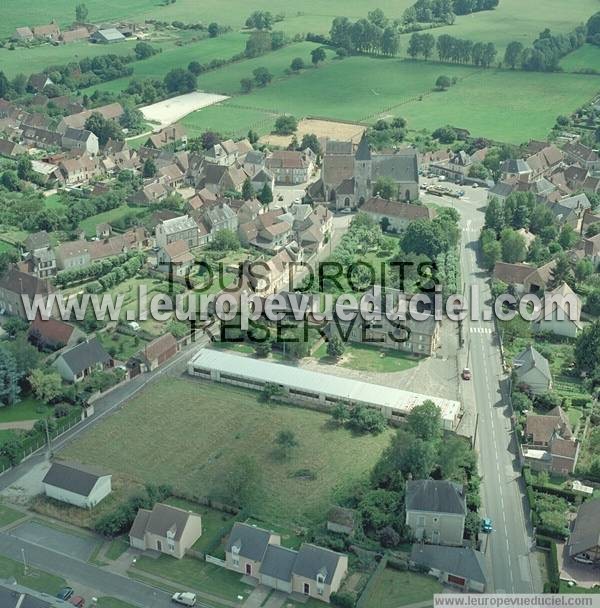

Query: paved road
[[425, 186, 542, 592]]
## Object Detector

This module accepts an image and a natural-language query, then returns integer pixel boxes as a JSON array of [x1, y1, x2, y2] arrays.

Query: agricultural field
[[560, 44, 600, 72], [61, 378, 393, 525]]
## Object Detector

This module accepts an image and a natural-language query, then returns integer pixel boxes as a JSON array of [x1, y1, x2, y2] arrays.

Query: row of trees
[[406, 31, 497, 66], [329, 12, 401, 56]]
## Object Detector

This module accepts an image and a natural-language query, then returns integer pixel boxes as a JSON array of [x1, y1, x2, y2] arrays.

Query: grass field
[[0, 396, 51, 424], [0, 503, 25, 527], [62, 378, 393, 525], [83, 32, 248, 95], [180, 103, 276, 138], [192, 56, 600, 143], [363, 568, 443, 608], [560, 44, 600, 72], [0, 554, 67, 595], [78, 204, 148, 237]]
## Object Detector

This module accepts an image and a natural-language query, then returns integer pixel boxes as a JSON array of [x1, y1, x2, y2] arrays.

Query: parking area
[[9, 520, 101, 562]]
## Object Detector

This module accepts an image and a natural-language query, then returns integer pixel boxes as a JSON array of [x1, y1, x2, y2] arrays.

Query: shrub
[[331, 591, 356, 608], [378, 525, 401, 547], [547, 541, 560, 593], [387, 556, 409, 571]]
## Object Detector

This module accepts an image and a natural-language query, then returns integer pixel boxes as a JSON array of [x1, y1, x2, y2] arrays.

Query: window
[[168, 541, 175, 552], [417, 516, 426, 527], [232, 554, 239, 566]]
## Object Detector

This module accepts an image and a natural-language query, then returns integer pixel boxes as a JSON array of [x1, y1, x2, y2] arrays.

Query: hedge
[[547, 541, 560, 593]]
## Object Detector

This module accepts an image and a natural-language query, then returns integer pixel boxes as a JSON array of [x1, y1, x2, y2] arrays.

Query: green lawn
[[131, 555, 251, 602], [0, 396, 52, 424], [340, 344, 420, 373], [44, 193, 67, 211], [98, 599, 139, 608], [0, 503, 26, 527], [83, 32, 248, 96], [559, 581, 600, 594], [0, 240, 17, 254], [62, 378, 393, 525], [78, 204, 148, 237], [0, 554, 67, 595], [560, 44, 600, 72], [105, 537, 131, 561], [363, 568, 443, 608], [98, 330, 148, 361]]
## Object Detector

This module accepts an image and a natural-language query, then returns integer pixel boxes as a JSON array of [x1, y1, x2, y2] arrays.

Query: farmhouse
[[130, 502, 202, 559], [188, 349, 461, 430], [225, 522, 348, 602], [410, 545, 487, 592], [42, 461, 112, 509], [567, 498, 600, 565], [405, 479, 466, 546]]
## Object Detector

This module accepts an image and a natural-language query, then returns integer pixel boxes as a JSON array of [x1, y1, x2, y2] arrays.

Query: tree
[[258, 183, 273, 207], [558, 225, 578, 250], [438, 436, 475, 480], [252, 66, 272, 87], [245, 10, 274, 30], [311, 47, 327, 66], [240, 77, 254, 93], [134, 42, 157, 60], [374, 176, 397, 200], [222, 456, 262, 508], [84, 112, 122, 146], [550, 253, 573, 288], [75, 3, 89, 22], [379, 525, 400, 547], [500, 228, 526, 263], [187, 61, 203, 76], [275, 429, 299, 458], [406, 400, 442, 442], [575, 321, 600, 374], [0, 347, 20, 407], [208, 22, 219, 37], [6, 335, 41, 378], [245, 31, 272, 57], [435, 75, 452, 90], [331, 402, 350, 425], [290, 57, 305, 72], [242, 177, 254, 200], [327, 335, 345, 359], [164, 68, 196, 94], [274, 115, 297, 135], [348, 405, 387, 434], [254, 341, 271, 357], [431, 126, 456, 144], [584, 289, 600, 316], [29, 369, 62, 403], [480, 228, 501, 270], [359, 489, 402, 533], [1, 171, 20, 192], [504, 40, 523, 70], [468, 163, 489, 180], [300, 133, 320, 155], [143, 158, 157, 178], [209, 229, 240, 251]]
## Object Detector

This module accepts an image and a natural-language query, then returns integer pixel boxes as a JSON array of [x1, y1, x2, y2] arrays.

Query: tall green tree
[[242, 177, 254, 200], [0, 347, 21, 407], [406, 400, 442, 442], [75, 3, 89, 22], [500, 228, 526, 263]]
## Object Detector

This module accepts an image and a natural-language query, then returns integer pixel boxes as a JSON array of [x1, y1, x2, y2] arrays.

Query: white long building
[[188, 349, 461, 430]]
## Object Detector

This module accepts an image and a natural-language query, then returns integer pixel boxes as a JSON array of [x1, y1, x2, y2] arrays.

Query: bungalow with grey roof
[[52, 337, 113, 382], [43, 461, 111, 508], [513, 345, 552, 395]]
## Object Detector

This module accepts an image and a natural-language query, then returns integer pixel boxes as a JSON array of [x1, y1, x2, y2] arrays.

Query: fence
[[205, 555, 226, 567], [356, 554, 388, 608]]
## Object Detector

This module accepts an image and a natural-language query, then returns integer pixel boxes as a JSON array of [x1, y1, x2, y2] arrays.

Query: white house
[[533, 282, 582, 338], [513, 345, 553, 395], [42, 461, 112, 508]]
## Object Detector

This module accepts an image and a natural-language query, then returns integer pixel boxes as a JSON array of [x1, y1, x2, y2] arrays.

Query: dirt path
[[0, 420, 37, 431]]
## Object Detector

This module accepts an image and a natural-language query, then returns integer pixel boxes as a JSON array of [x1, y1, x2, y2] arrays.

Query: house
[[32, 23, 61, 40], [533, 282, 582, 338], [405, 479, 466, 546], [410, 544, 487, 592], [54, 240, 92, 270], [129, 502, 202, 559], [90, 28, 126, 44], [244, 149, 267, 176], [139, 333, 178, 371], [22, 126, 62, 149], [155, 215, 199, 249], [30, 160, 64, 184], [266, 150, 314, 185], [27, 73, 54, 92], [22, 231, 56, 278], [57, 102, 124, 133], [204, 202, 238, 235], [513, 346, 552, 395], [579, 233, 600, 265], [431, 150, 472, 182], [158, 163, 185, 188], [158, 241, 194, 277], [0, 266, 55, 319], [523, 406, 579, 475], [225, 522, 348, 602], [361, 196, 433, 232], [52, 337, 113, 382], [42, 461, 112, 508], [523, 260, 556, 293], [548, 193, 592, 230], [204, 139, 239, 166], [131, 181, 169, 205], [251, 168, 275, 194], [492, 262, 536, 294], [59, 154, 102, 185], [0, 138, 26, 158], [487, 180, 517, 203], [563, 142, 600, 171], [525, 144, 564, 179], [11, 26, 34, 41], [327, 506, 356, 536], [203, 163, 248, 194], [566, 498, 600, 565], [61, 128, 99, 156], [29, 316, 83, 350], [61, 27, 90, 43], [145, 125, 187, 150]]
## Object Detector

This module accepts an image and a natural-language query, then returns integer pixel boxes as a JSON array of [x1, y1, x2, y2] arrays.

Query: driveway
[[10, 520, 101, 562]]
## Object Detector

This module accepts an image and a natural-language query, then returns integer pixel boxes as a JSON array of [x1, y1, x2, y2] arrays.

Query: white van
[[172, 592, 197, 606]]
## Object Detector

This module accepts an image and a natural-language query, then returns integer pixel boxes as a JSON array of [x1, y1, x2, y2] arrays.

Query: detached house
[[567, 498, 600, 565], [225, 522, 348, 603], [130, 502, 202, 559], [0, 267, 55, 319], [42, 461, 112, 509], [513, 346, 553, 395], [155, 215, 199, 249], [52, 337, 113, 382], [145, 125, 187, 150], [405, 479, 466, 546], [533, 282, 582, 338], [59, 154, 102, 185], [266, 150, 314, 184], [61, 128, 99, 156]]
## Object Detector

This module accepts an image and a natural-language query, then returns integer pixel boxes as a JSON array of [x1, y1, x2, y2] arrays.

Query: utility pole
[[44, 418, 52, 459], [21, 547, 27, 576]]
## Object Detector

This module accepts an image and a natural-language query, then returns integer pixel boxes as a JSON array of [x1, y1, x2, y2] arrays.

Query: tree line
[[329, 10, 401, 56], [407, 31, 497, 66], [403, 0, 498, 26]]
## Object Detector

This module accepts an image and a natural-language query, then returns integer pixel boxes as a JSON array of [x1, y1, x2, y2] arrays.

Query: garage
[[447, 574, 466, 587], [258, 545, 296, 593]]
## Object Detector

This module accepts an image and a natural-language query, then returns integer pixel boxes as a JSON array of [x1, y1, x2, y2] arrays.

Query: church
[[313, 133, 420, 210]]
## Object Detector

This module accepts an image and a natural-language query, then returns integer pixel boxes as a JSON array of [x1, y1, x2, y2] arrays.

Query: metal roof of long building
[[189, 349, 460, 427]]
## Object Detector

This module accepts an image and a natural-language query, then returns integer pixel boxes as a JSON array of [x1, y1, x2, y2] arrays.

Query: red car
[[70, 597, 85, 607], [461, 368, 472, 380]]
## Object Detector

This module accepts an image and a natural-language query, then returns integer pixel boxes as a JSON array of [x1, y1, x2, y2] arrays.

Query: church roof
[[355, 133, 371, 161]]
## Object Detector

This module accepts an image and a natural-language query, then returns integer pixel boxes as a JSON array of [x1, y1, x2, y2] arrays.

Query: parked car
[[481, 518, 493, 533], [472, 182, 479, 188], [172, 592, 197, 606], [461, 368, 472, 380], [278, 195, 284, 201], [341, 208, 352, 214], [70, 596, 85, 607], [57, 588, 74, 601]]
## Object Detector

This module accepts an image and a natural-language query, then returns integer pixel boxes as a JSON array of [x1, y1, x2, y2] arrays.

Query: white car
[[472, 183, 479, 188], [341, 208, 352, 214], [172, 592, 197, 606]]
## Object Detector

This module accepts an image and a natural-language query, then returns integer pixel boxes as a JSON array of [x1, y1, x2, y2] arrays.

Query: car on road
[[340, 208, 352, 214], [278, 195, 284, 201], [472, 182, 479, 188], [70, 597, 85, 607], [458, 190, 465, 197], [172, 592, 197, 606], [461, 368, 472, 380], [481, 517, 493, 533], [57, 588, 74, 601]]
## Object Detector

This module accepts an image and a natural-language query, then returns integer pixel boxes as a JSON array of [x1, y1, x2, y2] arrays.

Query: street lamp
[[21, 548, 27, 576]]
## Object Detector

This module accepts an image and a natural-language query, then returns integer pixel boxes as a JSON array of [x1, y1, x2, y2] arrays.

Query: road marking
[[470, 327, 493, 334]]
